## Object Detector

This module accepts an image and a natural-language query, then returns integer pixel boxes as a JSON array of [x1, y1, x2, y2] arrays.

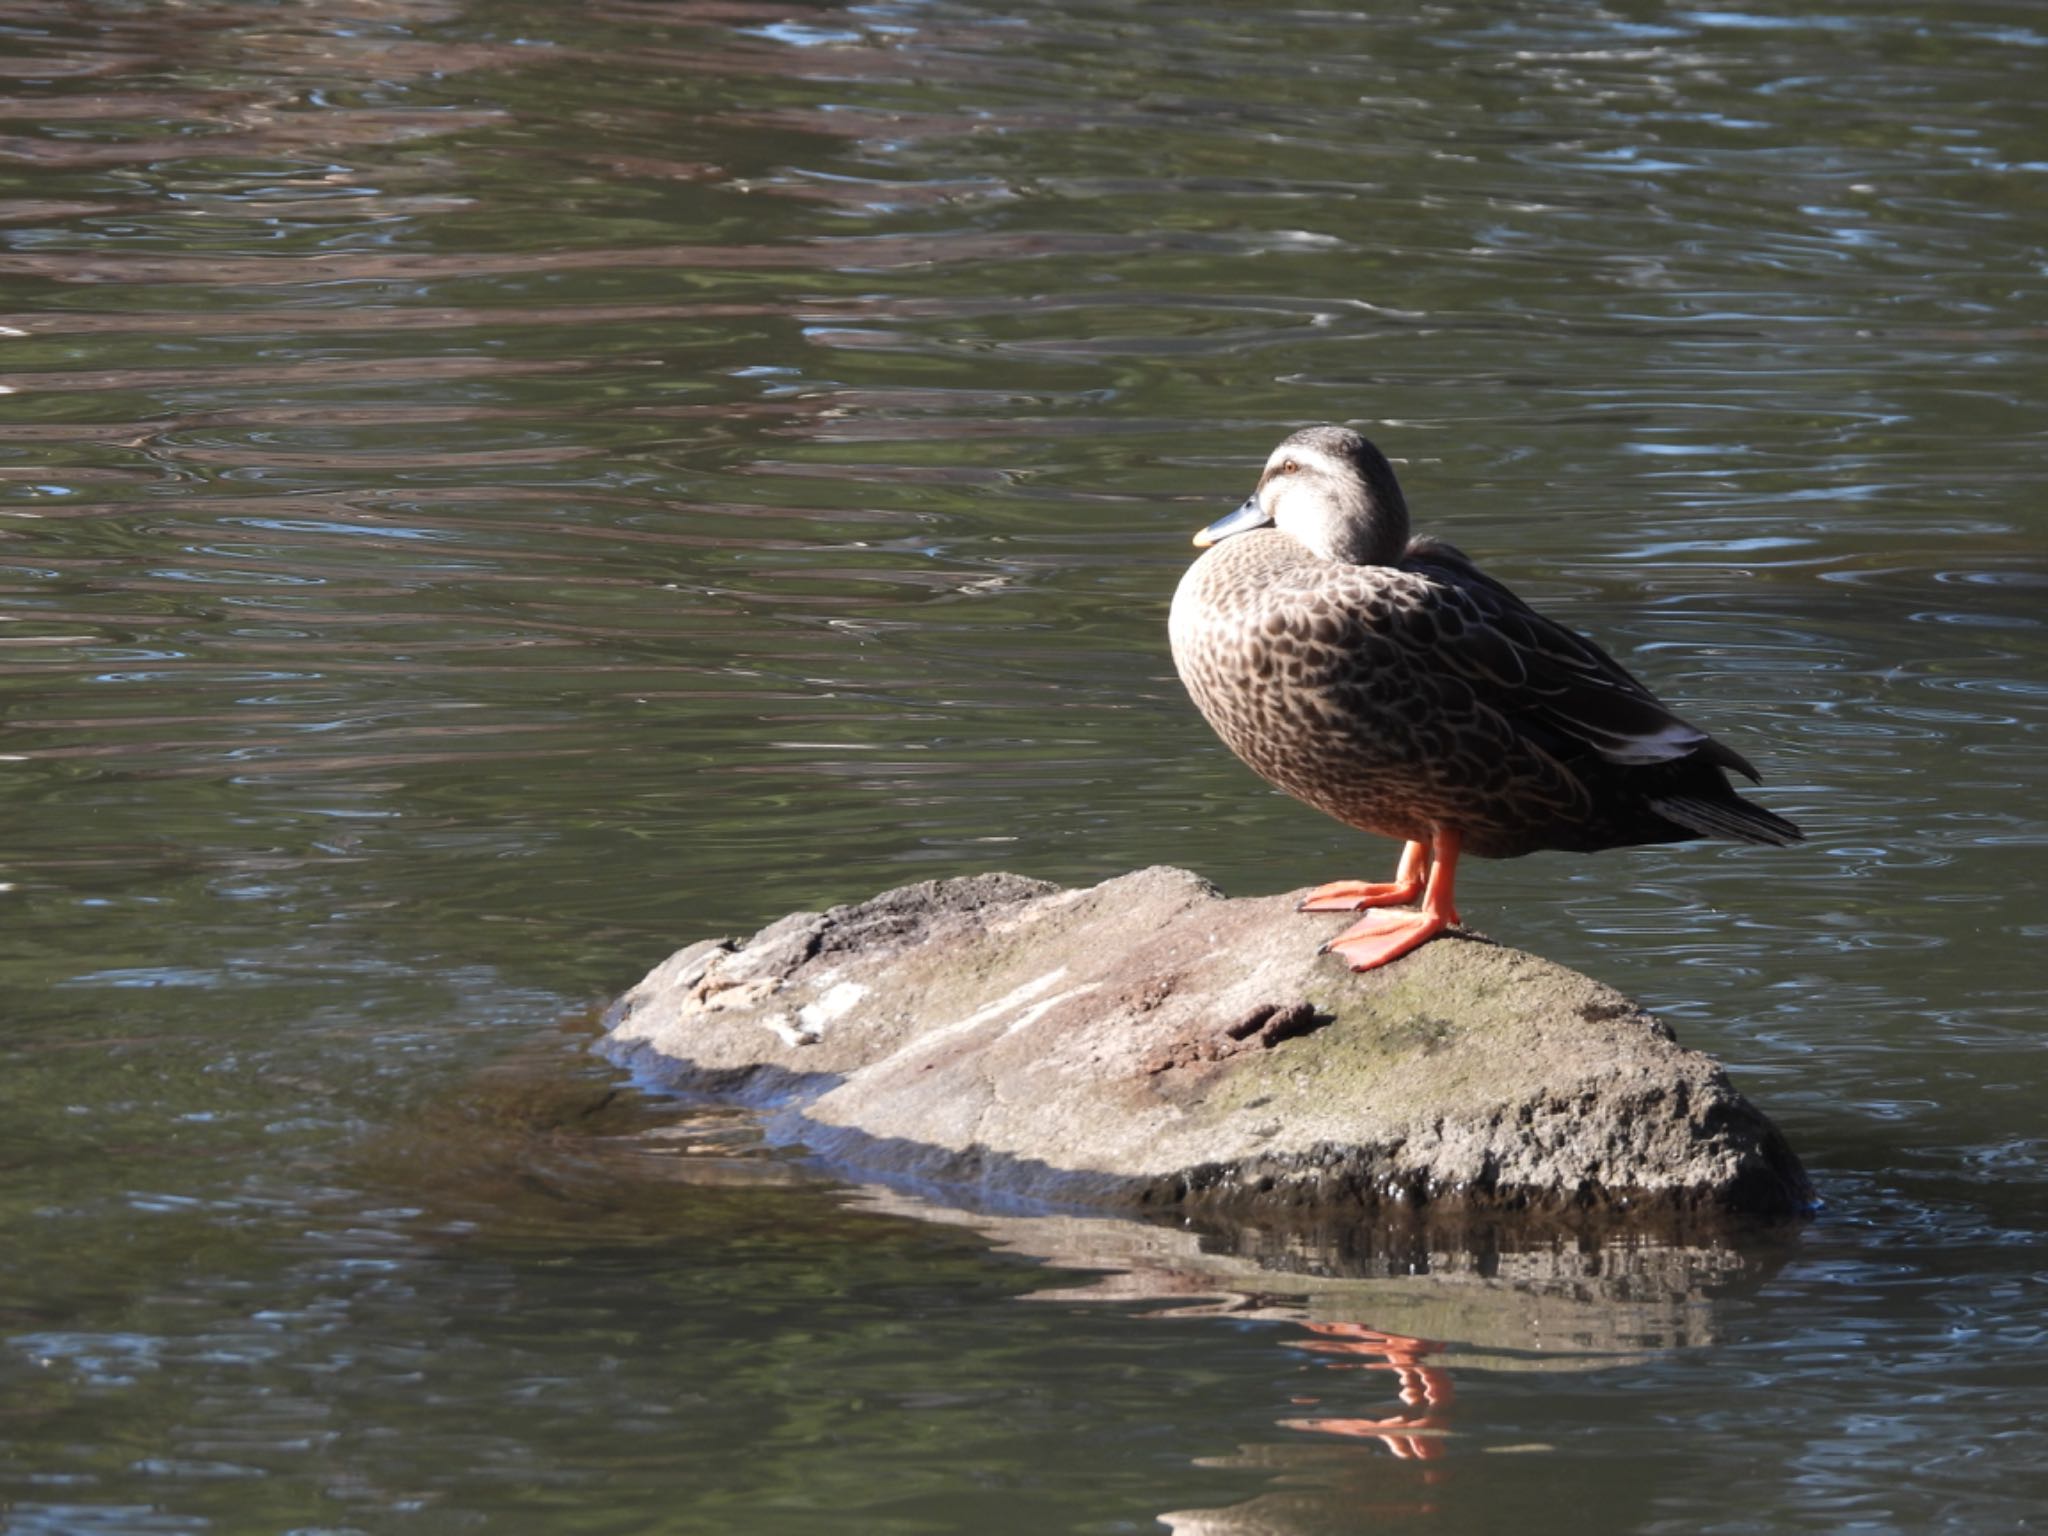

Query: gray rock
[[601, 866, 1810, 1222]]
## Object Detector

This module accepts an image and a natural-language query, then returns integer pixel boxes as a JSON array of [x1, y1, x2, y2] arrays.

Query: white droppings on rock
[[797, 980, 868, 1037], [763, 1014, 820, 1048], [920, 967, 1069, 1048], [998, 983, 1100, 1038]]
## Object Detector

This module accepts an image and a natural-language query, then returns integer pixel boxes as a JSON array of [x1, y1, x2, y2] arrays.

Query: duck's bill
[[1192, 496, 1272, 548]]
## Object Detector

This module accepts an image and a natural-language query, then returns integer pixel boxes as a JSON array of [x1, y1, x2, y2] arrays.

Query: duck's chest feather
[[1168, 533, 1589, 849], [1171, 539, 1431, 779]]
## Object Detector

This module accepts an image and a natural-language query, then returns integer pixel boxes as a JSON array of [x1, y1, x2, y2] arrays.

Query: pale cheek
[[1270, 481, 1315, 545]]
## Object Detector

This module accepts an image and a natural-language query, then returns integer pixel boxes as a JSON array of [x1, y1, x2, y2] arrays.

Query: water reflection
[[378, 1048, 1792, 1532], [844, 1185, 1768, 1359], [775, 1168, 1774, 1532], [1282, 1325, 1454, 1460]]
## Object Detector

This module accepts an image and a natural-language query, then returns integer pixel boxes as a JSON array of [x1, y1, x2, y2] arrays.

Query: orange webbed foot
[[1297, 878, 1423, 913], [1297, 840, 1428, 913], [1314, 830, 1463, 973], [1320, 908, 1453, 972]]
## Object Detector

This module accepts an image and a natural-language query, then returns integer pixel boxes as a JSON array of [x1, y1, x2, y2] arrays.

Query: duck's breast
[[1172, 540, 1601, 851], [1171, 541, 1431, 824]]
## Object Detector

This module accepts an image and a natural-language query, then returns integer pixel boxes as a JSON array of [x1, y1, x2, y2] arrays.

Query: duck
[[1168, 425, 1802, 973]]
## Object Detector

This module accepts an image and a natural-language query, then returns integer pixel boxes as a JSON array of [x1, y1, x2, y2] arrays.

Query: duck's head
[[1193, 425, 1410, 566]]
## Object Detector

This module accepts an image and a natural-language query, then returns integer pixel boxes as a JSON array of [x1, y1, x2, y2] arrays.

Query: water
[[2, 0, 2045, 1530]]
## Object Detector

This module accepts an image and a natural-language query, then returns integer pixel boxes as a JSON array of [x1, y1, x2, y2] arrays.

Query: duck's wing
[[1398, 536, 1761, 782]]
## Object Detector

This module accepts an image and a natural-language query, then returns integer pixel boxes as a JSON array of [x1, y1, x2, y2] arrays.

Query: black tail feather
[[1648, 793, 1803, 847]]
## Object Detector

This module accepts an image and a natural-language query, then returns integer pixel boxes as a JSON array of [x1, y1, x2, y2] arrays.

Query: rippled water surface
[[3, 1, 2045, 1531]]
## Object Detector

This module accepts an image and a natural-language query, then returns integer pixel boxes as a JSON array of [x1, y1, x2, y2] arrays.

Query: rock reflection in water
[[840, 1186, 1780, 1532]]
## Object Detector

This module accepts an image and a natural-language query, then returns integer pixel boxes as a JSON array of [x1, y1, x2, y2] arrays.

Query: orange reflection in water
[[1281, 1322, 1455, 1464]]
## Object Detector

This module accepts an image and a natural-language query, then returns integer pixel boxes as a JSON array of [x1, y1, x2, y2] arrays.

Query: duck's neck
[[1333, 446, 1410, 566]]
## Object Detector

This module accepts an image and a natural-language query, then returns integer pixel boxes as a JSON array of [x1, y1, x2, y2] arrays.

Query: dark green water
[[2, 1, 2045, 1530]]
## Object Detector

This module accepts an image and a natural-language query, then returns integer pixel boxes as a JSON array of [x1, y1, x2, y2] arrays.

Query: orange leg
[[1321, 828, 1462, 972], [1297, 840, 1429, 912]]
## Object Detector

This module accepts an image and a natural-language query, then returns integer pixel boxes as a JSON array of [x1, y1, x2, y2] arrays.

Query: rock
[[600, 866, 1810, 1223]]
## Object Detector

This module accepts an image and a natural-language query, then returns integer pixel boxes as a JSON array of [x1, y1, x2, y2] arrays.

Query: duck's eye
[[1280, 460, 1298, 475]]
